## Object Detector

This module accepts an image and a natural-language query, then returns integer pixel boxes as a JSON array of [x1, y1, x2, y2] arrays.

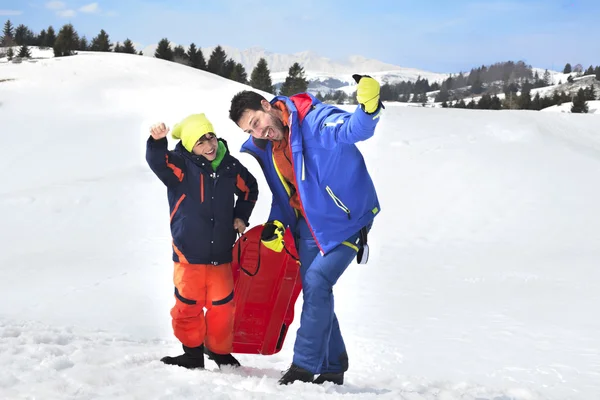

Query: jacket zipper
[[326, 186, 351, 219]]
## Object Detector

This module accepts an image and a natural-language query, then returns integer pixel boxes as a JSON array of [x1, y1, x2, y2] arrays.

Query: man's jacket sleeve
[[311, 103, 383, 149], [234, 163, 259, 225], [146, 136, 186, 187]]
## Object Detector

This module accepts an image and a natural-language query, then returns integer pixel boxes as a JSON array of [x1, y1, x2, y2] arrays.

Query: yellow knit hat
[[171, 113, 215, 152]]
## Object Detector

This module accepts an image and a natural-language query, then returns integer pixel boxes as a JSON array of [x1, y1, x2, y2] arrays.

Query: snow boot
[[161, 344, 205, 369], [313, 372, 344, 385], [278, 364, 314, 385], [204, 347, 241, 369], [314, 351, 347, 384]]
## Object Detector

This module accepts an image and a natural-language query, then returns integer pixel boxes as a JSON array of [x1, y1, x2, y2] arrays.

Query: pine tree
[[490, 95, 502, 110], [79, 36, 88, 51], [279, 63, 309, 96], [45, 26, 56, 47], [531, 93, 542, 110], [186, 43, 206, 69], [571, 88, 588, 113], [172, 45, 188, 65], [90, 29, 111, 52], [53, 23, 79, 57], [14, 24, 26, 45], [519, 81, 532, 109], [37, 29, 47, 47], [249, 58, 274, 93], [434, 88, 450, 103], [186, 43, 206, 70], [222, 59, 236, 79], [563, 63, 572, 74], [207, 45, 227, 76], [17, 44, 31, 58], [477, 94, 491, 109], [122, 39, 136, 54], [586, 84, 596, 101], [470, 78, 483, 94], [6, 47, 14, 61], [14, 24, 35, 46], [154, 38, 173, 61], [2, 19, 15, 46], [113, 42, 123, 52], [595, 66, 600, 81], [585, 65, 595, 76], [230, 63, 248, 84], [543, 69, 552, 86]]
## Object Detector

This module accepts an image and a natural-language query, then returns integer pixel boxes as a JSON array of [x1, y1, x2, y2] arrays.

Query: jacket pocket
[[325, 186, 351, 219], [200, 174, 205, 203], [170, 194, 186, 223]]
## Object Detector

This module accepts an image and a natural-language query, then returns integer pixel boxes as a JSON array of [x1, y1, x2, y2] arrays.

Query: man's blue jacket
[[241, 93, 381, 254]]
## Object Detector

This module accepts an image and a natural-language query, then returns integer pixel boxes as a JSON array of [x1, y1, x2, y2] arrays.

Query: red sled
[[230, 224, 302, 355]]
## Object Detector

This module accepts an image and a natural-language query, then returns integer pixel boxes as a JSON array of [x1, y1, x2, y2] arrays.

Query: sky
[[2, 48, 600, 399], [1, 0, 599, 73]]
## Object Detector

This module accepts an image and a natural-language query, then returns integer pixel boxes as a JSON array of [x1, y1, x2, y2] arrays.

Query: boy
[[146, 113, 258, 369]]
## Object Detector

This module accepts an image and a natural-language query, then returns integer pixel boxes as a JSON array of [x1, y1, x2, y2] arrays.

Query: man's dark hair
[[229, 91, 268, 125]]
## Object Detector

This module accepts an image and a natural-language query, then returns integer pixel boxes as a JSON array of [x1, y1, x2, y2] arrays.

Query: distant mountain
[[141, 44, 450, 94]]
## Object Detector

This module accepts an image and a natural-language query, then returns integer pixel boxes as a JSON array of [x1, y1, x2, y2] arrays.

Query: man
[[228, 75, 383, 385]]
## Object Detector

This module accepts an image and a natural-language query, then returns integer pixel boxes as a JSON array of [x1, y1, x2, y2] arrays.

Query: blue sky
[[1, 0, 598, 73]]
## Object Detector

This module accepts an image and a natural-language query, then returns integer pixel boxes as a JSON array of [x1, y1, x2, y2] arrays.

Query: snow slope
[[1, 52, 600, 399]]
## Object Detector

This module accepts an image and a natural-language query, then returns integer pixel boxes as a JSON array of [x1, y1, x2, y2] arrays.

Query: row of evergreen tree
[[2, 19, 597, 113], [0, 19, 312, 96], [379, 62, 600, 103], [441, 83, 596, 113]]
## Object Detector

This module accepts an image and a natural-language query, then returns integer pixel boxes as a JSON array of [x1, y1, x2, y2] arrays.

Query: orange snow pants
[[170, 262, 235, 354]]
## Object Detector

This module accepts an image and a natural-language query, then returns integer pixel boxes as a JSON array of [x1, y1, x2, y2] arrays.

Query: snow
[[2, 51, 600, 399]]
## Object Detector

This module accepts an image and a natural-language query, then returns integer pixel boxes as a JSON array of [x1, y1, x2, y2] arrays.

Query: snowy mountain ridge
[[141, 43, 452, 87]]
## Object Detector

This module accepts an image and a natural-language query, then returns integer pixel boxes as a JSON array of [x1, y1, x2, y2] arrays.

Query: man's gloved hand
[[353, 74, 381, 114], [261, 220, 285, 252]]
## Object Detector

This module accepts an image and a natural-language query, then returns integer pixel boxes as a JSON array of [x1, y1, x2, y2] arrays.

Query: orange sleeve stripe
[[165, 154, 184, 182], [170, 194, 186, 222], [236, 174, 250, 201], [172, 242, 189, 264]]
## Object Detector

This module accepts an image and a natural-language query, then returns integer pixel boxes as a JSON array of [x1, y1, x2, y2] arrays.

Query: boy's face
[[192, 132, 218, 160], [238, 100, 285, 141]]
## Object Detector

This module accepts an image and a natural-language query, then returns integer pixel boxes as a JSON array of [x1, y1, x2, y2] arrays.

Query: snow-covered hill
[[2, 51, 600, 399]]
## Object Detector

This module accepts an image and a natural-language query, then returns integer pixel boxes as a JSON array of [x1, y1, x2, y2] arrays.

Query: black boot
[[314, 372, 344, 385], [161, 344, 205, 369], [278, 364, 314, 385], [314, 351, 347, 385], [204, 347, 241, 369]]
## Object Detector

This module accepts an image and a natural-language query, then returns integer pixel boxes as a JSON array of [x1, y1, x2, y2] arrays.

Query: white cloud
[[79, 3, 99, 13], [57, 9, 76, 17], [45, 1, 66, 10], [0, 9, 23, 16]]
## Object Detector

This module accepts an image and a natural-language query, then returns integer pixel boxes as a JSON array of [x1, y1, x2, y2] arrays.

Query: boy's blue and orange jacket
[[241, 93, 381, 255], [146, 137, 258, 265]]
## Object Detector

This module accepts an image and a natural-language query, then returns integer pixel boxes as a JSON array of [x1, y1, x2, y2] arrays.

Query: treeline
[[442, 83, 596, 113], [380, 60, 600, 104], [0, 19, 310, 96]]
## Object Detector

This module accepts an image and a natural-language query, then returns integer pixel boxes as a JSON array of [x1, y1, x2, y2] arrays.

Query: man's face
[[238, 100, 285, 141]]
